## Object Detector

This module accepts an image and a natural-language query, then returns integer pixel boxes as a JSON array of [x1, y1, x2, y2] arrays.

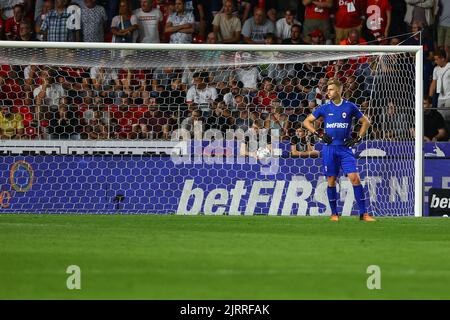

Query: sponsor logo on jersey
[[342, 112, 347, 118], [326, 123, 349, 129]]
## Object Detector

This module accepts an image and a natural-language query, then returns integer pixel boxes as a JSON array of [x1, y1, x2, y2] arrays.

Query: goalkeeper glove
[[344, 135, 363, 147], [314, 131, 332, 144]]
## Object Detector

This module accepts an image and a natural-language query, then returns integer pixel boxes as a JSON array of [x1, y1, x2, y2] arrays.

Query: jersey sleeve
[[351, 103, 364, 120], [312, 105, 324, 119]]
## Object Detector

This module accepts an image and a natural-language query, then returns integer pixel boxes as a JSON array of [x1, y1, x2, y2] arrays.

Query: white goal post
[[0, 41, 423, 216]]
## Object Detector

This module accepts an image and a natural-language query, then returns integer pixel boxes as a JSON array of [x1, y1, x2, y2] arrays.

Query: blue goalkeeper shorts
[[322, 145, 358, 177]]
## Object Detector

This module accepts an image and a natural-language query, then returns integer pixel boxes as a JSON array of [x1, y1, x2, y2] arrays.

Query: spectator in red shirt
[[365, 0, 391, 44], [339, 28, 367, 45], [254, 78, 277, 113], [333, 0, 366, 44], [302, 0, 333, 44], [5, 4, 25, 40]]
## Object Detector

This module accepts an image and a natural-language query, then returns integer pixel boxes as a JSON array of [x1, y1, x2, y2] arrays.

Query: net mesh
[[0, 45, 417, 216]]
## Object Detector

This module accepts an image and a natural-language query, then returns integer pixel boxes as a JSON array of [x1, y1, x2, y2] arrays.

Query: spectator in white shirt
[[429, 49, 450, 122], [186, 72, 218, 115], [133, 0, 163, 43], [276, 9, 301, 43]]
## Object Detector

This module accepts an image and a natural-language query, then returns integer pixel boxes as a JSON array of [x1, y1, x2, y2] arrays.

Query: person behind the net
[[302, 78, 375, 222]]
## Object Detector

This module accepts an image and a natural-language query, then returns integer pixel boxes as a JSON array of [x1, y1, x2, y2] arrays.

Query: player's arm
[[345, 115, 371, 147], [302, 114, 332, 144], [357, 115, 371, 139]]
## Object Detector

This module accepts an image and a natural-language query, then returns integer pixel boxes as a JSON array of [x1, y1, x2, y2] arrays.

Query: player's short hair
[[327, 78, 342, 88]]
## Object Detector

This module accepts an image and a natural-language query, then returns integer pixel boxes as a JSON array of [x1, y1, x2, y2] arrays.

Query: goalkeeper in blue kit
[[303, 78, 375, 222]]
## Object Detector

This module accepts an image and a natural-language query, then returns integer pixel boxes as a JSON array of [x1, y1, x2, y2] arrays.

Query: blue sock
[[353, 184, 367, 216], [327, 186, 338, 215]]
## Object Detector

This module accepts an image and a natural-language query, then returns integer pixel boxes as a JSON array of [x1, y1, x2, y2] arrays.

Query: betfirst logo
[[326, 123, 349, 129], [429, 194, 450, 209], [176, 177, 410, 216]]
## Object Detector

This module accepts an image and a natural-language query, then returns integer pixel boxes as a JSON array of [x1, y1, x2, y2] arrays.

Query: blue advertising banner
[[0, 141, 448, 216]]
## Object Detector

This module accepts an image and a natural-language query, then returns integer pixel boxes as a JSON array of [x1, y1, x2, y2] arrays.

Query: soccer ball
[[256, 148, 271, 159], [443, 214, 448, 218]]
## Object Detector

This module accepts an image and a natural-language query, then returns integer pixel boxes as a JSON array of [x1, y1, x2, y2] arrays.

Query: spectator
[[239, 119, 272, 158], [81, 0, 107, 42], [302, 0, 332, 44], [282, 24, 305, 44], [308, 28, 325, 45], [277, 78, 302, 108], [165, 0, 195, 44], [234, 110, 253, 132], [265, 104, 289, 140], [233, 64, 261, 94], [207, 106, 234, 133], [5, 3, 25, 40], [404, 0, 439, 27], [111, 0, 138, 43], [0, 103, 24, 140], [186, 72, 218, 115], [33, 68, 66, 116], [339, 28, 366, 45], [422, 95, 448, 141], [134, 0, 163, 43], [437, 0, 450, 58], [254, 78, 277, 113], [66, 1, 82, 42], [241, 7, 275, 44], [389, 0, 407, 37], [35, 0, 54, 41], [233, 94, 250, 111], [276, 9, 301, 43], [1, 1, 27, 20], [41, 0, 80, 42], [49, 97, 81, 140], [307, 77, 328, 106], [212, 0, 241, 44], [429, 50, 450, 123], [223, 80, 243, 108], [404, 21, 434, 94], [343, 75, 363, 104], [289, 100, 311, 125], [365, 0, 391, 44], [18, 20, 37, 41], [333, 0, 366, 44], [290, 122, 319, 157], [152, 67, 180, 92], [180, 108, 205, 138], [89, 66, 121, 95], [379, 101, 411, 141], [185, 0, 208, 42], [162, 110, 179, 139]]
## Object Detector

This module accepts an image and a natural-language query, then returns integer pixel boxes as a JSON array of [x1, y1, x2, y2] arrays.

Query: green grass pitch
[[1, 214, 450, 300]]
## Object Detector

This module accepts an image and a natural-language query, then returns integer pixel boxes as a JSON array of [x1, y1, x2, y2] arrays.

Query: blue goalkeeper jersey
[[312, 99, 364, 146]]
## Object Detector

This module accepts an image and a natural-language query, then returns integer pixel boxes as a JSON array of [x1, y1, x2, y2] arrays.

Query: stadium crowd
[[0, 0, 449, 152]]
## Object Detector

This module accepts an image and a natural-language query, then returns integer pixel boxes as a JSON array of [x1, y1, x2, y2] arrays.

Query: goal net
[[0, 42, 422, 216]]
